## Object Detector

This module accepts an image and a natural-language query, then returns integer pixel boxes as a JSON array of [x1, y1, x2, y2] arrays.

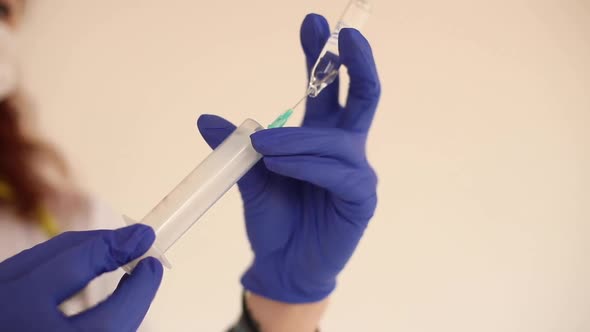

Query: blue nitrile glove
[[197, 14, 380, 303], [0, 224, 163, 332]]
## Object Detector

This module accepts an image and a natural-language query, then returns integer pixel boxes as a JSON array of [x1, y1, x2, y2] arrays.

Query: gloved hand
[[197, 14, 380, 303], [0, 224, 163, 332]]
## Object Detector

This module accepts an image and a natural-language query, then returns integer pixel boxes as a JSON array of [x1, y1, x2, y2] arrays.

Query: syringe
[[123, 119, 263, 272], [268, 0, 372, 129], [123, 1, 372, 272]]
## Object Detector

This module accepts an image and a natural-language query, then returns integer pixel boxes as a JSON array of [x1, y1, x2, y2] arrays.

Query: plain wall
[[17, 0, 589, 331]]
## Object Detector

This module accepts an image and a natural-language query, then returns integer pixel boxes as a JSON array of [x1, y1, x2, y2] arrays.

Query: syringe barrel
[[124, 119, 263, 272]]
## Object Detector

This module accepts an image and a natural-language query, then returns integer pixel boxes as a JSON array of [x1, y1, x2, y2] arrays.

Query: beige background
[[17, 0, 589, 331]]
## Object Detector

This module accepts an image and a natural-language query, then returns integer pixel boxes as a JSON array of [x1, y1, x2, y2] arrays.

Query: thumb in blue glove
[[197, 14, 380, 303], [0, 224, 163, 331]]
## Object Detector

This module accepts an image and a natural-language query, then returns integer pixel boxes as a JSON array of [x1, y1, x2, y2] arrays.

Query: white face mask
[[0, 23, 17, 100]]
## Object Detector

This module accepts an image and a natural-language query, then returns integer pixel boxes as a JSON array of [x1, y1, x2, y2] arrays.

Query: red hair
[[0, 95, 67, 219]]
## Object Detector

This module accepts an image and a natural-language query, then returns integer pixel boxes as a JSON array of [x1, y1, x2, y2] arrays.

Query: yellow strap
[[0, 181, 12, 199], [0, 180, 61, 238], [36, 206, 60, 238]]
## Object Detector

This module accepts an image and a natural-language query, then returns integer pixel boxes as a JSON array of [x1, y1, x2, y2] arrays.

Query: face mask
[[0, 23, 17, 100]]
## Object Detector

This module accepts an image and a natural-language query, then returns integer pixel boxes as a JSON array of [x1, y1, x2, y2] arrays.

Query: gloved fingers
[[0, 229, 112, 281], [338, 28, 381, 133], [301, 14, 330, 76], [196, 114, 237, 149], [69, 257, 163, 331], [300, 13, 341, 128], [262, 155, 377, 203], [251, 127, 366, 165], [197, 114, 270, 201], [29, 224, 155, 303]]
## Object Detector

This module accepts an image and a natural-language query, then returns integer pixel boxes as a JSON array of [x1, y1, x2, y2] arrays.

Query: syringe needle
[[292, 94, 307, 110], [267, 94, 308, 129]]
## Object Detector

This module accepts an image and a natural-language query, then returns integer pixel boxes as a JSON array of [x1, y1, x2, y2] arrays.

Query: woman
[[0, 0, 152, 328], [0, 0, 381, 331]]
